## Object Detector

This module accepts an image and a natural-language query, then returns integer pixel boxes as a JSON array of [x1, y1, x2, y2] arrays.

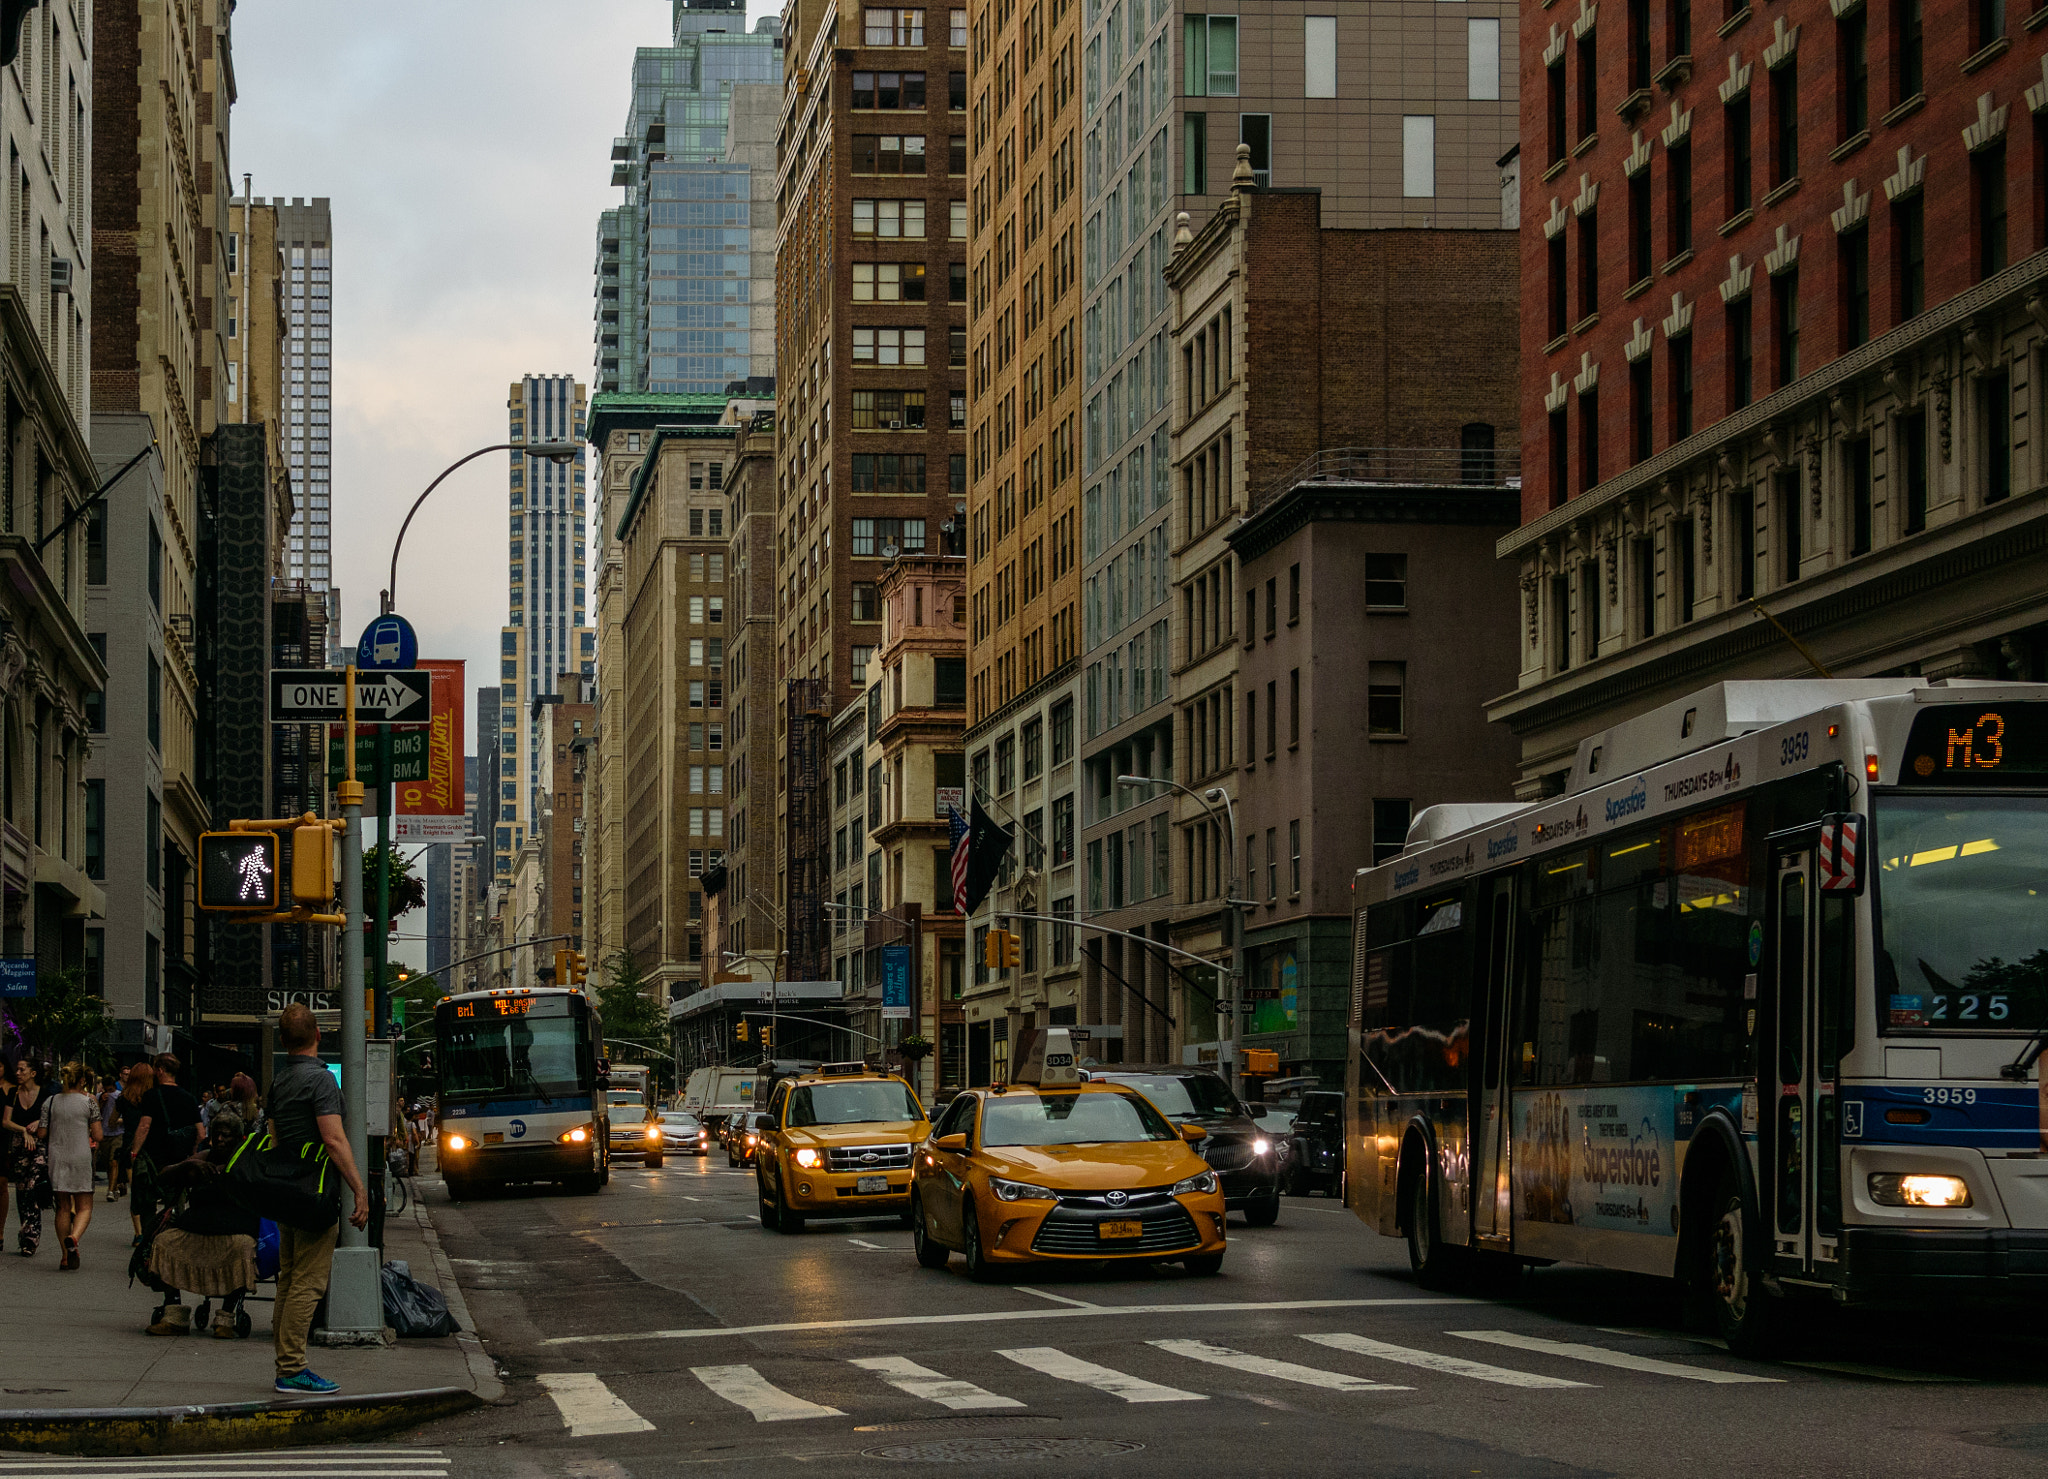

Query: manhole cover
[[862, 1437, 1145, 1463], [856, 1415, 1058, 1434]]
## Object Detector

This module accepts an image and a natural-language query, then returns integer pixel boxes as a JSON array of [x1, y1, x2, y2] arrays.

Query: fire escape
[[783, 677, 830, 984]]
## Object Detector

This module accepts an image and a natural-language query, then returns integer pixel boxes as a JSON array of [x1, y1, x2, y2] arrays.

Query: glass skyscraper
[[276, 198, 335, 613], [595, 0, 781, 394]]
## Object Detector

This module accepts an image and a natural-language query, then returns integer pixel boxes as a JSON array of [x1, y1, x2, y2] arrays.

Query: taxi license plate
[[856, 1175, 890, 1194], [1098, 1219, 1144, 1240], [483, 1132, 503, 1144]]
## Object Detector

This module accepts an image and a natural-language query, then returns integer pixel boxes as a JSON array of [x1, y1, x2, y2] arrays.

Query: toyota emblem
[[1105, 1190, 1128, 1206]]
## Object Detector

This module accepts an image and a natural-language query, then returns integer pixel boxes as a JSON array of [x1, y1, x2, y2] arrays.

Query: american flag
[[948, 805, 971, 914]]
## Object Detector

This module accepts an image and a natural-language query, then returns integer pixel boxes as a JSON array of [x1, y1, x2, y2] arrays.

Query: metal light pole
[[381, 440, 580, 615], [327, 667, 383, 1339], [1119, 775, 1246, 1099]]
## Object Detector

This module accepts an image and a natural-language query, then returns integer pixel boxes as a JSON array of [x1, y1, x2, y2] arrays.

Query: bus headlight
[[794, 1148, 822, 1169], [558, 1125, 592, 1144], [1869, 1172, 1972, 1208], [444, 1135, 470, 1152]]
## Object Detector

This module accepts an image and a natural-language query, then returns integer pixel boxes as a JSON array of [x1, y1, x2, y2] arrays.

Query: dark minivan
[[1287, 1089, 1345, 1197]]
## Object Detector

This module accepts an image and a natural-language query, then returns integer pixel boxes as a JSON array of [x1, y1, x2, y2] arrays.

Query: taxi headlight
[[1252, 1138, 1272, 1156], [794, 1148, 822, 1169], [1172, 1170, 1221, 1196], [444, 1134, 470, 1153], [989, 1177, 1059, 1202], [557, 1125, 592, 1144], [644, 1124, 662, 1141], [1869, 1172, 1972, 1208]]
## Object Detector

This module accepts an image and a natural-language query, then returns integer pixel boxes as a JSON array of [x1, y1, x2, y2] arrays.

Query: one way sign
[[270, 669, 432, 724]]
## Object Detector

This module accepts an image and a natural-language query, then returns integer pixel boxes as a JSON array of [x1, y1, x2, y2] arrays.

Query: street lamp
[[382, 440, 581, 614], [1119, 774, 1248, 1098]]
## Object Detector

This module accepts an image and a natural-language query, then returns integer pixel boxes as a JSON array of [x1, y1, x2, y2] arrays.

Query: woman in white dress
[[43, 1062, 100, 1270]]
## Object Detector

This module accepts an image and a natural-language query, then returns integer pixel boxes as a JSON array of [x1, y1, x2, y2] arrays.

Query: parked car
[[658, 1111, 711, 1156], [1082, 1066, 1284, 1225], [1286, 1089, 1346, 1197]]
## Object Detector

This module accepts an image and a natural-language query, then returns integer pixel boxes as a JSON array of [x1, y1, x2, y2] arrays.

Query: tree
[[362, 845, 427, 923], [598, 949, 668, 1084], [3, 967, 111, 1065]]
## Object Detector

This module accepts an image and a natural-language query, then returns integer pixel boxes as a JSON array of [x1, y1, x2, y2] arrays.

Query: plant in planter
[[894, 1034, 934, 1064]]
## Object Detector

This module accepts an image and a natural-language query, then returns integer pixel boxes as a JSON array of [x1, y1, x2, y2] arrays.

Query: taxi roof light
[[820, 1061, 869, 1077], [1010, 1027, 1080, 1088]]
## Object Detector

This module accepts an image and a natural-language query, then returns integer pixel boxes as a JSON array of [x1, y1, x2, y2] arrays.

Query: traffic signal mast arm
[[985, 911, 1228, 990]]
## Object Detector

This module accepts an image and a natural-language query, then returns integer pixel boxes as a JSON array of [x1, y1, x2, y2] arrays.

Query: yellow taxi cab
[[755, 1063, 931, 1233], [908, 1029, 1226, 1279]]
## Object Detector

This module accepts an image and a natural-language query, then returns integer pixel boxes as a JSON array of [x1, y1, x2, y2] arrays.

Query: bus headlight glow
[[1869, 1172, 1972, 1208], [444, 1135, 470, 1152], [794, 1148, 822, 1169], [558, 1125, 592, 1144]]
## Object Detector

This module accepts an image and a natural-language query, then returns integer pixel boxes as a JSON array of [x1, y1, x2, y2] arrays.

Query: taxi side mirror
[[1179, 1124, 1208, 1142], [933, 1133, 969, 1152]]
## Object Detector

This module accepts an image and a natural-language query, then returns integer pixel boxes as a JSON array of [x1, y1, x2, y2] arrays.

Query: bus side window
[[1817, 894, 1852, 1077]]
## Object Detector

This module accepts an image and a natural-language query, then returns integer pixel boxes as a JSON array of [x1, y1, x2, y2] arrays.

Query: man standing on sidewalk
[[269, 1003, 369, 1396]]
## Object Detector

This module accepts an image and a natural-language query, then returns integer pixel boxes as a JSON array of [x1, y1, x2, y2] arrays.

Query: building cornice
[[963, 656, 1078, 743], [1230, 482, 1520, 563]]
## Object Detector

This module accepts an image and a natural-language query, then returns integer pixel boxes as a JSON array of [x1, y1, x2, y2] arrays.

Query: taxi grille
[[1030, 1204, 1201, 1256], [826, 1143, 913, 1173]]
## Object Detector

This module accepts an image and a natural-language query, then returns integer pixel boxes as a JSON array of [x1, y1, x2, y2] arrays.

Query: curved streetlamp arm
[[384, 440, 580, 614]]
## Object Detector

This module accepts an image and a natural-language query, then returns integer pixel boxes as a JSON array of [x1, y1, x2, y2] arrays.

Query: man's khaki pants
[[275, 1221, 340, 1376]]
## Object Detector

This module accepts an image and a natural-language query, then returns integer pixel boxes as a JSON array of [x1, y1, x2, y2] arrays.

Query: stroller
[[129, 1194, 277, 1338]]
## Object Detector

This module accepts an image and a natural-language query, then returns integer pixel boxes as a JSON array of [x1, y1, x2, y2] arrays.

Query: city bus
[[1349, 679, 2048, 1351], [434, 986, 608, 1198]]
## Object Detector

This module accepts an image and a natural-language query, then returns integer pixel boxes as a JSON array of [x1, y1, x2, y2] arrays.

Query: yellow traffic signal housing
[[1000, 930, 1020, 969], [199, 832, 280, 912], [291, 823, 335, 905], [553, 948, 572, 984], [758, 1025, 771, 1047], [1243, 1048, 1280, 1075], [569, 951, 588, 985], [984, 929, 1020, 969], [737, 1020, 751, 1043]]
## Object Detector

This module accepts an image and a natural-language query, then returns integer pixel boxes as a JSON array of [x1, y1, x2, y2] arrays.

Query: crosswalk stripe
[[1449, 1331, 1785, 1384], [1787, 1360, 1971, 1383], [850, 1355, 1027, 1410], [691, 1363, 847, 1421], [0, 1464, 448, 1479], [1149, 1338, 1411, 1392], [536, 1371, 657, 1436], [997, 1346, 1207, 1403], [1300, 1332, 1593, 1389]]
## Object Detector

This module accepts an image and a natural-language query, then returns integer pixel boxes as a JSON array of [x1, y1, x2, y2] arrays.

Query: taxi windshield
[[788, 1079, 923, 1127], [980, 1091, 1177, 1147], [1098, 1073, 1237, 1118]]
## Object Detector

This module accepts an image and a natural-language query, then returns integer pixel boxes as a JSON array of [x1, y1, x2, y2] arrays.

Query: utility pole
[[327, 666, 383, 1339]]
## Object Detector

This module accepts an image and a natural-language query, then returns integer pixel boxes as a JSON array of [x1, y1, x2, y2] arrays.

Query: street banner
[[395, 660, 466, 840], [882, 944, 912, 1020]]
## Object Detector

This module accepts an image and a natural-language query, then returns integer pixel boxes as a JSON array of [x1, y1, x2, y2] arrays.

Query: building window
[[1727, 298, 1753, 410], [1629, 172, 1652, 286], [1581, 558, 1603, 659], [1468, 18, 1500, 100], [1461, 423, 1497, 483], [1630, 358, 1654, 464], [1052, 896, 1075, 964], [147, 652, 161, 752], [1670, 335, 1694, 440], [1840, 226, 1871, 349], [1901, 409, 1929, 534], [1050, 699, 1073, 764], [1732, 489, 1757, 601], [1769, 60, 1798, 189], [1893, 193, 1925, 320], [1022, 717, 1043, 781], [852, 582, 880, 621], [1552, 572, 1574, 673], [1547, 57, 1567, 165], [853, 261, 927, 300], [1848, 436, 1874, 554], [1975, 0, 2006, 49], [1776, 468, 1803, 585], [1183, 15, 1238, 96], [1367, 662, 1406, 737], [863, 7, 925, 45], [1547, 234, 1569, 341], [1839, 11, 1869, 141], [1984, 369, 2013, 504], [1669, 0, 1692, 56], [1628, 0, 1652, 89], [1288, 668, 1300, 747], [1548, 407, 1569, 510], [1893, 0, 1923, 104], [1305, 17, 1338, 96], [851, 133, 928, 174], [950, 7, 967, 45], [1371, 798, 1411, 866], [1668, 141, 1693, 257], [1635, 535, 1656, 640], [1576, 208, 1598, 320], [1183, 111, 1207, 192], [1579, 387, 1600, 493], [1773, 270, 1799, 386], [1576, 30, 1597, 142], [1051, 793, 1074, 864], [1725, 95, 1752, 219], [852, 199, 928, 238], [1676, 520, 1697, 623], [86, 504, 106, 584], [996, 736, 1016, 793], [852, 328, 927, 366], [1976, 143, 2008, 280], [1402, 116, 1435, 199]]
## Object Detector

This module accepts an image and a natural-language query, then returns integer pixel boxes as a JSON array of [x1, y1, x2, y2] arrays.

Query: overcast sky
[[232, 1, 777, 962]]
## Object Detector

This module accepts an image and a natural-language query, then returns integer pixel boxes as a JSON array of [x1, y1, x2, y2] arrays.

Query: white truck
[[680, 1066, 759, 1128]]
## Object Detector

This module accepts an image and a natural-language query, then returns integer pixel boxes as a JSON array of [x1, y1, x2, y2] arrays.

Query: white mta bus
[[1350, 679, 2048, 1351]]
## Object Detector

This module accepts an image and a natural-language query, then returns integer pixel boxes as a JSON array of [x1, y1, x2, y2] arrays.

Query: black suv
[[1084, 1066, 1284, 1225], [1286, 1089, 1345, 1197]]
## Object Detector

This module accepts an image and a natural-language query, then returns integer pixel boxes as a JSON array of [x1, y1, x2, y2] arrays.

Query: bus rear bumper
[[1838, 1226, 2048, 1299]]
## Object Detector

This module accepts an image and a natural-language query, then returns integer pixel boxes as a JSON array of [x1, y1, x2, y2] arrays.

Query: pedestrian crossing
[[0, 1449, 449, 1479], [544, 1323, 1805, 1433]]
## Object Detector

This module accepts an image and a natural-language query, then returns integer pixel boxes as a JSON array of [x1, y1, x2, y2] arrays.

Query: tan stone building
[[536, 674, 594, 973], [721, 399, 780, 965]]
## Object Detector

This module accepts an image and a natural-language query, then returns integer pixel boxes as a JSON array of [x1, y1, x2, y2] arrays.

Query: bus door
[[1474, 875, 1517, 1247], [1767, 840, 1838, 1280]]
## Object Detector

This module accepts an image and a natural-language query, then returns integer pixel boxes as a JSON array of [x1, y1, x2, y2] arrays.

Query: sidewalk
[[0, 1175, 496, 1453]]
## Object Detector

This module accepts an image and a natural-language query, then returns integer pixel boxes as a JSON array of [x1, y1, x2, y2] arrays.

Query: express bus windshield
[[1875, 795, 2048, 1032], [436, 996, 593, 1100]]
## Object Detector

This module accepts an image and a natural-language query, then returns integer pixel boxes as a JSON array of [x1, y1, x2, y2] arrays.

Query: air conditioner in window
[[48, 257, 71, 294], [889, 420, 903, 430]]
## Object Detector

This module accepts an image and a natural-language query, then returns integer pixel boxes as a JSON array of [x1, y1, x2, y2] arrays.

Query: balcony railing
[[1261, 446, 1523, 507]]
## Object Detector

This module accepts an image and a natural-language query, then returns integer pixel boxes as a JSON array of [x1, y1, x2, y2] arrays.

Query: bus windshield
[[437, 997, 592, 1100], [787, 1080, 923, 1126], [1875, 795, 2048, 1032]]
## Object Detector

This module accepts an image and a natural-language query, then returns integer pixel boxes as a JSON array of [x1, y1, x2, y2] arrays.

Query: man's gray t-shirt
[[270, 1055, 343, 1151]]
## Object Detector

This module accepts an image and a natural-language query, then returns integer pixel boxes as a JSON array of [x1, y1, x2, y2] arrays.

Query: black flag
[[963, 795, 1013, 915]]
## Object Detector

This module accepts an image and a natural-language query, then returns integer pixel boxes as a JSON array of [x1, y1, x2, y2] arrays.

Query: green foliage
[[895, 1034, 934, 1062], [6, 967, 112, 1064], [598, 949, 669, 1085], [363, 845, 427, 920]]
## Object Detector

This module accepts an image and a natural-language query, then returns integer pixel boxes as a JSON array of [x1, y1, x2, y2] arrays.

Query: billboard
[[394, 660, 466, 840]]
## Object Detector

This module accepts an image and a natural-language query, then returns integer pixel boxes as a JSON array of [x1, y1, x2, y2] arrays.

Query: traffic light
[[737, 1020, 751, 1043], [553, 948, 571, 984], [758, 1025, 771, 1048], [199, 832, 281, 912], [983, 929, 1020, 970], [290, 823, 335, 905], [568, 951, 588, 985]]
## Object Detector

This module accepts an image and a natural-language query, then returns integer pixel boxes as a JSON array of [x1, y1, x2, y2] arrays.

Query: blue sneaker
[[274, 1370, 340, 1395]]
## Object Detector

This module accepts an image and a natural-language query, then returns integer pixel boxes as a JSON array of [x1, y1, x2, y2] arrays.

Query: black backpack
[[224, 1128, 340, 1232]]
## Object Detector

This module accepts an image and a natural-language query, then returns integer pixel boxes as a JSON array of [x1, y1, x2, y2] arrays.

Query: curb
[[0, 1387, 482, 1457], [406, 1171, 505, 1403]]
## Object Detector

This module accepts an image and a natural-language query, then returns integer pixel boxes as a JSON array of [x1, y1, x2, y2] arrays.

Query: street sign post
[[356, 614, 418, 671], [271, 669, 430, 724]]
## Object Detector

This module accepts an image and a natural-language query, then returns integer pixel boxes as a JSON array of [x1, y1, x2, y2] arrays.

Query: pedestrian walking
[[228, 1072, 260, 1129], [99, 1071, 126, 1201], [1, 1059, 53, 1255], [43, 1063, 100, 1270], [117, 1064, 151, 1232], [129, 1055, 199, 1251], [146, 1110, 259, 1339]]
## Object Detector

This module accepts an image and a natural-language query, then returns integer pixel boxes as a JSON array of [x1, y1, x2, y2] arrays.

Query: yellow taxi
[[755, 1063, 931, 1232], [908, 1029, 1227, 1279]]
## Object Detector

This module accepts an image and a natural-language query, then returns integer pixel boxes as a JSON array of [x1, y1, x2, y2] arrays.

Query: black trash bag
[[380, 1261, 460, 1338]]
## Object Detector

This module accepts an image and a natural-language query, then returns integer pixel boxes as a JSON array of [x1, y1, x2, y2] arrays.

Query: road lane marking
[[1786, 1361, 1972, 1382], [535, 1373, 656, 1437], [847, 1238, 895, 1250], [998, 1346, 1207, 1403], [850, 1355, 1027, 1409], [1013, 1286, 1100, 1309], [0, 1455, 452, 1475], [691, 1364, 847, 1421], [1449, 1331, 1785, 1384], [1149, 1338, 1411, 1392], [1300, 1333, 1593, 1389], [541, 1297, 1473, 1345]]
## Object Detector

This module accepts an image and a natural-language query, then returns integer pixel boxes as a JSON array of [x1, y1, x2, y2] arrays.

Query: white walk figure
[[236, 845, 273, 901]]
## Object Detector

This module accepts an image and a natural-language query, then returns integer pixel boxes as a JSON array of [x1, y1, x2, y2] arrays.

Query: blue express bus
[[1350, 680, 2048, 1350], [435, 987, 608, 1198]]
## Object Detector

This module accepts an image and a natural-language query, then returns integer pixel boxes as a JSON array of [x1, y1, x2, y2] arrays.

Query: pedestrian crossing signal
[[199, 832, 281, 912]]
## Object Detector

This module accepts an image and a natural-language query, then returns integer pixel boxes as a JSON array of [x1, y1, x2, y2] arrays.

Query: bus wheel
[[1405, 1147, 1464, 1291], [444, 1175, 471, 1203], [1706, 1173, 1780, 1356]]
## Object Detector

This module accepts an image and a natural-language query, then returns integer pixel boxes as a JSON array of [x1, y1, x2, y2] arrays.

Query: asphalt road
[[387, 1156, 2048, 1478]]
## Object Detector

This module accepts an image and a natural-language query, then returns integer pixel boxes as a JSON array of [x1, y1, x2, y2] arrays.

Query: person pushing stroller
[[138, 1109, 261, 1338]]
